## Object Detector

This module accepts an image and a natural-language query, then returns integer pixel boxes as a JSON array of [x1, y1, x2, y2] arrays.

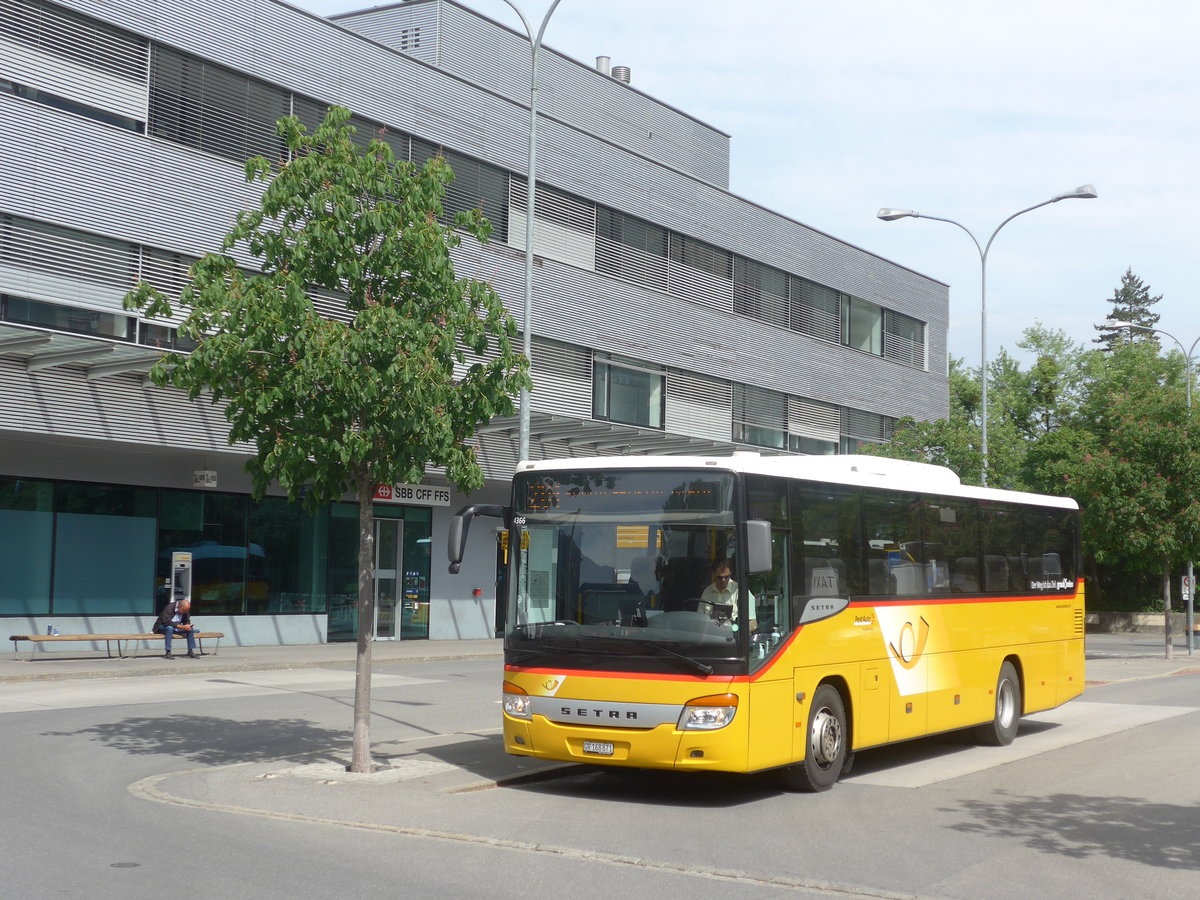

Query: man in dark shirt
[[155, 597, 197, 659]]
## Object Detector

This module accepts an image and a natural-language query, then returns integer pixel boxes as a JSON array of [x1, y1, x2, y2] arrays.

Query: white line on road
[[0, 669, 442, 714], [842, 701, 1197, 788]]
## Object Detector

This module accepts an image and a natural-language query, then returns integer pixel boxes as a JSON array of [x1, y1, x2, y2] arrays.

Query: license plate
[[582, 741, 614, 756]]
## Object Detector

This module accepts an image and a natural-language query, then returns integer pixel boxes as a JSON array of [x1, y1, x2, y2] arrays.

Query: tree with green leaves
[[1093, 267, 1162, 351], [1028, 340, 1200, 657], [125, 107, 530, 771]]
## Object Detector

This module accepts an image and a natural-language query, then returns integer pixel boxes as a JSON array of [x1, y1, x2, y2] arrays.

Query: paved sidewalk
[[1, 636, 504, 683], [5, 632, 1198, 685]]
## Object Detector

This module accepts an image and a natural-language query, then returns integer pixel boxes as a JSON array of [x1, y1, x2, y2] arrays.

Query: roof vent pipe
[[611, 65, 631, 84], [595, 55, 611, 76]]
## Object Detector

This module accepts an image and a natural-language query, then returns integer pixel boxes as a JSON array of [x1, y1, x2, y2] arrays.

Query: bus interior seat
[[983, 555, 1009, 591], [868, 558, 892, 594], [953, 557, 980, 592], [804, 557, 846, 596]]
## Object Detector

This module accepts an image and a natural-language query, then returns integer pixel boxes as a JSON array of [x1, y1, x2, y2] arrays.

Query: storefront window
[[54, 482, 157, 614], [158, 490, 248, 616], [0, 478, 54, 615], [248, 496, 327, 614]]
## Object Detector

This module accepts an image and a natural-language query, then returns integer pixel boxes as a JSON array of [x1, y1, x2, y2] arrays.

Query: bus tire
[[782, 684, 848, 792], [973, 660, 1021, 746]]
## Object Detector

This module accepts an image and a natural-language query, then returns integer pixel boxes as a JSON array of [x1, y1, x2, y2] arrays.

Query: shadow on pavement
[[943, 791, 1200, 869], [44, 714, 349, 767]]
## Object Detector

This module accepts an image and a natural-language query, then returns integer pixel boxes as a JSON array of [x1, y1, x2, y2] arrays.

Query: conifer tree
[[1093, 267, 1162, 350]]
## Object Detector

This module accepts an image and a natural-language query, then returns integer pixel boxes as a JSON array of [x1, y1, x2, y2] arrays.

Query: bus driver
[[700, 559, 756, 631]]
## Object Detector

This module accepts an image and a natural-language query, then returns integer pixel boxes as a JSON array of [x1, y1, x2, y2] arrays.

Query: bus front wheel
[[973, 660, 1021, 746], [782, 684, 848, 792]]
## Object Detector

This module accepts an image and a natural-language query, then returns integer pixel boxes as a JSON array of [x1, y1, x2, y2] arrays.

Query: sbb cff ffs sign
[[373, 483, 451, 506]]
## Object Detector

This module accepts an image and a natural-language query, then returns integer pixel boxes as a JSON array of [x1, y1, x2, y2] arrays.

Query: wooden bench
[[9, 632, 224, 661]]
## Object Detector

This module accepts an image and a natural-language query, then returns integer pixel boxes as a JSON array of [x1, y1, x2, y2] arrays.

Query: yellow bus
[[448, 453, 1084, 791]]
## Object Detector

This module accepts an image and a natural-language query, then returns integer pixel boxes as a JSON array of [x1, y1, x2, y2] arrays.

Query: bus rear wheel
[[973, 660, 1021, 746], [782, 684, 847, 792]]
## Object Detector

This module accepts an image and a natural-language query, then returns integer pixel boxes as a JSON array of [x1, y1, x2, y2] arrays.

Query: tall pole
[[500, 0, 567, 466], [1102, 321, 1199, 656], [878, 186, 1097, 486]]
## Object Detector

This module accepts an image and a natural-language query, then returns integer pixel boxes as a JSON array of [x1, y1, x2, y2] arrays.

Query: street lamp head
[[1100, 318, 1130, 330], [877, 208, 918, 221], [1051, 184, 1098, 202]]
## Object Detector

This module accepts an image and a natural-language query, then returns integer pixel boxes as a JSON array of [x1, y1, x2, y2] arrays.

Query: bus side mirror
[[746, 519, 772, 573], [448, 504, 510, 574]]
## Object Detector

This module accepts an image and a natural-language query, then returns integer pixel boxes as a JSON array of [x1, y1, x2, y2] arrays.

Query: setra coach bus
[[448, 453, 1083, 791]]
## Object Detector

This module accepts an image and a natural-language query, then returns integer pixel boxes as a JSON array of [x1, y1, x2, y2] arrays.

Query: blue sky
[[290, 0, 1200, 367]]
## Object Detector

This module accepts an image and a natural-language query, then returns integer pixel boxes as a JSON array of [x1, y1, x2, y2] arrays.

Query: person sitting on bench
[[155, 597, 198, 659]]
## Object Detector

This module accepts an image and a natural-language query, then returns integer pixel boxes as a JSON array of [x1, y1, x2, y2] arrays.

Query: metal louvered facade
[[0, 0, 949, 643]]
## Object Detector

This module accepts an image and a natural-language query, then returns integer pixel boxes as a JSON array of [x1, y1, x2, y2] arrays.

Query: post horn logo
[[888, 616, 931, 670]]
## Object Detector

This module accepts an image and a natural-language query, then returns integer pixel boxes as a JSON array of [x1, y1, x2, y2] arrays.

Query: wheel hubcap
[[810, 707, 842, 767], [997, 679, 1016, 728]]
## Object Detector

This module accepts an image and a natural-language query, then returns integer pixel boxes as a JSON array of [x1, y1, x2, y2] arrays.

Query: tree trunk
[[350, 476, 376, 772], [1162, 560, 1173, 661]]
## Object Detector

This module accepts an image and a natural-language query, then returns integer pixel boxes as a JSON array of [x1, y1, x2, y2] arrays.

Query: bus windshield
[[507, 469, 747, 665]]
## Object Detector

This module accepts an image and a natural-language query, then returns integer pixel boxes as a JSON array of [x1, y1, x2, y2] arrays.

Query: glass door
[[373, 519, 403, 640]]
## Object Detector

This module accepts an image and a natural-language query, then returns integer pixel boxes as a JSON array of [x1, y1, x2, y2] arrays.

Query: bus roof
[[515, 453, 1078, 511]]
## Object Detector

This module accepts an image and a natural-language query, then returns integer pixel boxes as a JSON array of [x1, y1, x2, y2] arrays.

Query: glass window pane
[[979, 502, 1024, 592], [325, 502, 360, 642], [844, 296, 883, 355], [792, 483, 863, 600], [0, 478, 54, 615], [3, 295, 133, 340], [248, 497, 326, 615], [400, 511, 432, 639], [53, 482, 157, 614], [594, 357, 664, 428], [158, 490, 248, 616], [923, 497, 979, 594], [1024, 507, 1077, 588], [861, 490, 924, 595]]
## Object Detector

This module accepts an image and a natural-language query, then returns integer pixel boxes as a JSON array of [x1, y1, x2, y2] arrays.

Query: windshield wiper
[[643, 641, 713, 676]]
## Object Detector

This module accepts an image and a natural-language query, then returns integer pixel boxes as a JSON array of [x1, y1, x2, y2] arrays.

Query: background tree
[[1093, 267, 1162, 351], [1028, 340, 1200, 655], [126, 107, 530, 771]]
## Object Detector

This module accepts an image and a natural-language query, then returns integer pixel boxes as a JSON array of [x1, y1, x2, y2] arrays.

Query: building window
[[2, 294, 133, 340], [413, 139, 510, 243], [54, 482, 158, 615], [842, 295, 882, 355], [790, 277, 841, 343], [883, 309, 926, 367], [0, 78, 145, 132], [733, 384, 787, 449], [0, 477, 54, 616], [593, 353, 664, 428], [148, 45, 290, 165]]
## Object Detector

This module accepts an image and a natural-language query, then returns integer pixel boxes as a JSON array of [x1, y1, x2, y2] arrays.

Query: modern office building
[[0, 0, 949, 646]]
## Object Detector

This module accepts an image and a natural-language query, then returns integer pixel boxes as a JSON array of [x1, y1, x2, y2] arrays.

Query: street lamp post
[[1101, 319, 1199, 656], [878, 185, 1098, 487], [500, 0, 567, 466]]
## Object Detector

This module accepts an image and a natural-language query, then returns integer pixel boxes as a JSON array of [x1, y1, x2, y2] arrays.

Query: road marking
[[0, 669, 441, 714], [842, 701, 1197, 788]]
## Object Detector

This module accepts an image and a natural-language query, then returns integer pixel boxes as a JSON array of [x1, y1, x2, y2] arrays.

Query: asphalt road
[[3, 646, 1197, 899]]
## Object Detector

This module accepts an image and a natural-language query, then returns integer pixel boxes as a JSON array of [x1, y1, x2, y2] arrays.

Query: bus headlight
[[503, 682, 532, 719], [678, 693, 739, 730]]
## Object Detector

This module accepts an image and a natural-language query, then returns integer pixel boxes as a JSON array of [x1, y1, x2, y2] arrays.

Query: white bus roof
[[516, 453, 1078, 511]]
